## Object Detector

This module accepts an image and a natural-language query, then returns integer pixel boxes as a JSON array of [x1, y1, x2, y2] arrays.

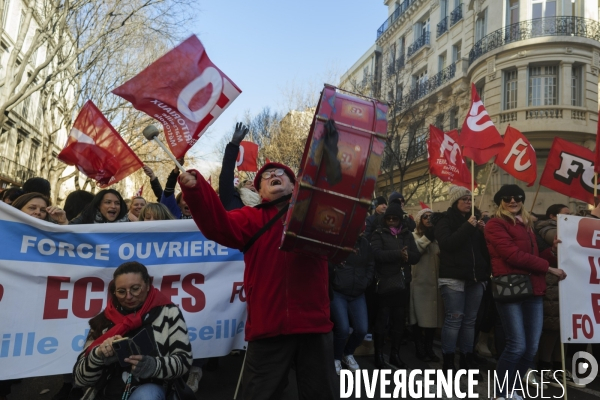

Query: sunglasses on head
[[501, 195, 524, 203], [261, 168, 285, 180]]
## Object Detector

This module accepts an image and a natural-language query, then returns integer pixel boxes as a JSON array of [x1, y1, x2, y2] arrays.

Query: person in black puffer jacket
[[432, 185, 490, 374], [328, 233, 375, 375], [371, 202, 421, 369]]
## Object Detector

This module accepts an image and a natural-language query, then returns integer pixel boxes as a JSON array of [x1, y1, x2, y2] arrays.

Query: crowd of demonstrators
[[73, 261, 192, 400], [127, 197, 147, 221], [70, 189, 129, 224], [138, 203, 175, 221]]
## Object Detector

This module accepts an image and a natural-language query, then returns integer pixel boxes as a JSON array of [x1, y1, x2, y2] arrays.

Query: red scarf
[[85, 286, 172, 355]]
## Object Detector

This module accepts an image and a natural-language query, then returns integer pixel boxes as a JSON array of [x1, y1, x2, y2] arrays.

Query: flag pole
[[428, 172, 433, 210], [478, 161, 495, 210], [529, 184, 541, 214], [471, 160, 475, 217]]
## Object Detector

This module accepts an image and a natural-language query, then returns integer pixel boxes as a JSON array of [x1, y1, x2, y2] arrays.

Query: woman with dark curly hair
[[70, 189, 129, 224]]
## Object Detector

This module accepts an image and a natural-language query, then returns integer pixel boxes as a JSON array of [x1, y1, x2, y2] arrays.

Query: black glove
[[424, 227, 435, 241], [231, 122, 249, 146]]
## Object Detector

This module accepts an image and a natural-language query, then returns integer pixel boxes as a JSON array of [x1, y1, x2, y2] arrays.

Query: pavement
[[5, 340, 600, 399]]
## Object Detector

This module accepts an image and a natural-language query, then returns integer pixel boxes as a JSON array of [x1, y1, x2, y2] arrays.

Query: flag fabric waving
[[540, 137, 598, 204], [133, 185, 144, 197], [419, 201, 430, 210], [595, 109, 600, 173], [236, 141, 259, 172], [427, 125, 475, 189], [494, 126, 537, 187], [112, 35, 242, 159], [57, 101, 143, 188], [458, 84, 505, 165]]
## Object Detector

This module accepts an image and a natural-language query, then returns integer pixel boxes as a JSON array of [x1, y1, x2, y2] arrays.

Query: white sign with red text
[[0, 202, 247, 379], [559, 215, 600, 343]]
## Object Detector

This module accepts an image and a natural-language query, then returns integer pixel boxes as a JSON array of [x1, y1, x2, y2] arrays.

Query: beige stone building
[[341, 0, 600, 216]]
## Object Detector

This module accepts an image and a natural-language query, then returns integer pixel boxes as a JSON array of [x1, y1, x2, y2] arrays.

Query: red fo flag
[[595, 109, 600, 173], [112, 35, 242, 159], [427, 125, 475, 189], [236, 141, 259, 172], [419, 201, 430, 209], [540, 137, 598, 204], [494, 126, 537, 187], [133, 185, 144, 197], [58, 101, 143, 188], [458, 84, 504, 165]]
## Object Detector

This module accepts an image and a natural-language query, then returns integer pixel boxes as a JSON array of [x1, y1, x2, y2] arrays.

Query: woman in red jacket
[[485, 185, 566, 400]]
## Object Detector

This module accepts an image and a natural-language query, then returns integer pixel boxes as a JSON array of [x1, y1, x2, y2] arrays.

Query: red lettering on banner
[[230, 282, 246, 303], [181, 273, 205, 312], [576, 218, 600, 249], [160, 275, 180, 300], [573, 314, 594, 339], [592, 294, 600, 324], [589, 256, 600, 284], [73, 277, 105, 318], [43, 276, 70, 319]]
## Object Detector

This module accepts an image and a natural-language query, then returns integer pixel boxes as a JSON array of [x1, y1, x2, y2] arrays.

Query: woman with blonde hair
[[485, 184, 566, 400], [138, 203, 175, 221]]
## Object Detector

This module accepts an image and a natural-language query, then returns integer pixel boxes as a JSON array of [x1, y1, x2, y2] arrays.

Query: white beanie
[[416, 208, 433, 222], [448, 185, 471, 205]]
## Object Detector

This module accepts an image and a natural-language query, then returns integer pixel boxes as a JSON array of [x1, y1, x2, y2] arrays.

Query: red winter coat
[[485, 216, 550, 296], [180, 170, 332, 341]]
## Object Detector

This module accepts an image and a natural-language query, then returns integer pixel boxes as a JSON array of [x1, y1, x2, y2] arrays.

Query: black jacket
[[432, 207, 490, 282], [370, 225, 420, 283], [219, 143, 245, 211], [328, 235, 375, 297]]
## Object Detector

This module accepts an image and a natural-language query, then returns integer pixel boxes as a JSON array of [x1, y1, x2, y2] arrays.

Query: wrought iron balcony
[[376, 0, 416, 39], [437, 17, 449, 37], [0, 156, 35, 185], [429, 63, 456, 92], [407, 32, 430, 58], [450, 3, 463, 26], [469, 16, 600, 65]]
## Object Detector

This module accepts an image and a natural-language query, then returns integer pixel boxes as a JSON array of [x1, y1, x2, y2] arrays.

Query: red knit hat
[[254, 162, 296, 190]]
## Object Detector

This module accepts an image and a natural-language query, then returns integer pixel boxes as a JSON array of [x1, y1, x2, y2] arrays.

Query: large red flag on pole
[[494, 126, 538, 187], [112, 35, 242, 159], [57, 101, 143, 188], [540, 137, 598, 204], [235, 141, 259, 172], [595, 109, 600, 174], [458, 84, 505, 165], [427, 125, 475, 189]]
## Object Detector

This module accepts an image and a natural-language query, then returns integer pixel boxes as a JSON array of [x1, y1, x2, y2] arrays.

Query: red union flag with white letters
[[494, 126, 537, 187], [540, 137, 599, 204], [236, 141, 258, 172], [427, 125, 474, 189], [458, 83, 504, 165], [112, 35, 242, 159]]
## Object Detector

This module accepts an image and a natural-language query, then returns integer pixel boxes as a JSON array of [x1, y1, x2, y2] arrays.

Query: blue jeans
[[440, 282, 484, 354], [494, 296, 543, 396], [130, 383, 166, 400], [329, 291, 368, 360]]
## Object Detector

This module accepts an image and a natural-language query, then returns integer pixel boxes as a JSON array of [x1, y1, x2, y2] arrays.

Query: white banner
[[559, 215, 600, 343], [0, 202, 247, 379]]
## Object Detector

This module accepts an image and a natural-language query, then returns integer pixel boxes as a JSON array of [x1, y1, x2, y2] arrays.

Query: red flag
[[540, 137, 598, 204], [58, 101, 143, 188], [458, 84, 504, 165], [595, 109, 600, 173], [419, 201, 430, 209], [112, 35, 242, 159], [265, 157, 271, 164], [494, 126, 537, 187], [133, 185, 144, 197], [427, 125, 475, 189], [236, 141, 259, 172]]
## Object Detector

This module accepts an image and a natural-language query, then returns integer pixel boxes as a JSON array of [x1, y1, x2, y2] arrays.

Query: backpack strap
[[243, 195, 291, 253]]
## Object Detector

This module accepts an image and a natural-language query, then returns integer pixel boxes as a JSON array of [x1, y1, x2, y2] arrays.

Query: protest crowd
[[1, 115, 600, 400]]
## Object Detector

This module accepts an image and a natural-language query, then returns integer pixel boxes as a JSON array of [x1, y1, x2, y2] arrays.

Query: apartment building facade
[[341, 0, 600, 214]]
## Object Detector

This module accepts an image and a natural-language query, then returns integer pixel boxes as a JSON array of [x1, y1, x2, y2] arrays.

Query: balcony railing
[[450, 3, 463, 26], [404, 63, 456, 105], [437, 17, 449, 37], [376, 0, 416, 39], [0, 156, 35, 184], [429, 63, 456, 91], [469, 16, 600, 65], [407, 32, 430, 58]]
